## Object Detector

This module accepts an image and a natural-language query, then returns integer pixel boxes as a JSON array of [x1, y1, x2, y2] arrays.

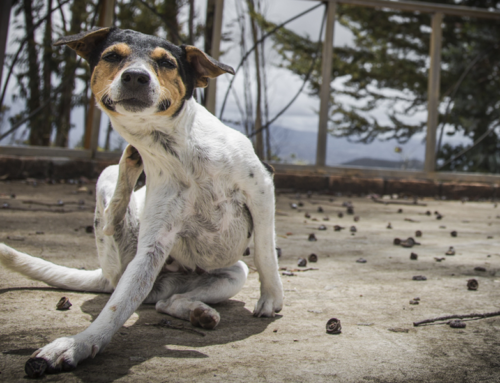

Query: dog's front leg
[[28, 215, 178, 374], [246, 176, 284, 317], [103, 144, 144, 236]]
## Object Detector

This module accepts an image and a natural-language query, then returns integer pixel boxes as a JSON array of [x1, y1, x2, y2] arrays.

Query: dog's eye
[[103, 52, 123, 63], [158, 58, 176, 69]]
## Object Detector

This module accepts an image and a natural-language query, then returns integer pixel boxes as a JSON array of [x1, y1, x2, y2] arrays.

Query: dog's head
[[54, 27, 234, 117]]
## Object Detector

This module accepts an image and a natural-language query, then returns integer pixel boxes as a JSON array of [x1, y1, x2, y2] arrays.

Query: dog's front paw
[[253, 284, 284, 318], [26, 335, 101, 377]]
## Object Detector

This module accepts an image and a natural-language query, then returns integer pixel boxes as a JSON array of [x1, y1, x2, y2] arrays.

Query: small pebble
[[304, 212, 311, 219], [56, 297, 72, 310], [412, 275, 427, 281], [415, 230, 422, 237], [333, 225, 344, 231], [35, 231, 44, 235], [397, 208, 403, 213], [323, 216, 329, 221], [308, 233, 317, 242], [298, 201, 304, 207], [474, 266, 486, 272], [308, 253, 318, 263], [346, 206, 354, 215], [448, 320, 466, 328], [350, 226, 357, 233], [445, 247, 455, 256], [338, 212, 344, 218], [410, 252, 418, 260], [450, 231, 457, 237], [356, 258, 367, 263], [409, 300, 419, 305], [290, 203, 298, 209], [434, 257, 445, 262], [317, 206, 324, 213], [354, 216, 359, 222], [393, 238, 401, 245], [425, 211, 431, 216], [436, 214, 443, 220], [318, 225, 327, 231], [297, 258, 307, 267], [387, 222, 392, 229], [467, 279, 478, 290]]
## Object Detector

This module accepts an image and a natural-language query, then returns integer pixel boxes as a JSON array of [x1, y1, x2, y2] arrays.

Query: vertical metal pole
[[0, 0, 13, 89], [424, 12, 443, 173], [84, 0, 115, 155], [205, 0, 224, 115], [316, 1, 336, 167]]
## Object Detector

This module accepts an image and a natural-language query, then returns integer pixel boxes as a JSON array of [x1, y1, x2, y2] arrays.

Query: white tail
[[0, 244, 113, 293]]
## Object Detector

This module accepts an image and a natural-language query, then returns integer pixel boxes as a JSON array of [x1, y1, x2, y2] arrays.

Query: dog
[[0, 27, 283, 376]]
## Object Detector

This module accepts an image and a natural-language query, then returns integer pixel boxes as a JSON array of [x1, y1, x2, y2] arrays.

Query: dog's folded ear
[[53, 27, 112, 60], [184, 46, 235, 88]]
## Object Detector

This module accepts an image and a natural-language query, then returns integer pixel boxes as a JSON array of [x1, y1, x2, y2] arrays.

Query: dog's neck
[[108, 98, 198, 186]]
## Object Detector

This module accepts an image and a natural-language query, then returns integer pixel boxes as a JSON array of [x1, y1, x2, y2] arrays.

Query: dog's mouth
[[103, 96, 154, 113]]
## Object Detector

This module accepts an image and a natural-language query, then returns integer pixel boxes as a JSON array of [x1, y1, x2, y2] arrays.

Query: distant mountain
[[227, 123, 425, 168]]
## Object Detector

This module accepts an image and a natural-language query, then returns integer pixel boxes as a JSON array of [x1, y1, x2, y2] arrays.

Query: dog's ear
[[184, 46, 235, 88], [53, 27, 112, 60]]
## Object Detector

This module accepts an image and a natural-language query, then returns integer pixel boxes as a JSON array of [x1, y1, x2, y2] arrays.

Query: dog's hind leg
[[154, 261, 248, 329], [0, 244, 113, 292]]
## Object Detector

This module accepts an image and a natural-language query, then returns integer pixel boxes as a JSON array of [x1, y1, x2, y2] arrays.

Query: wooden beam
[[84, 0, 115, 154], [309, 0, 500, 20], [316, 1, 336, 167], [205, 0, 224, 115], [0, 0, 12, 88], [424, 13, 443, 174]]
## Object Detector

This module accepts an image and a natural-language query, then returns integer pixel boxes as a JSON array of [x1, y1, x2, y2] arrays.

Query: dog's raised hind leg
[[154, 261, 248, 329], [103, 145, 144, 236]]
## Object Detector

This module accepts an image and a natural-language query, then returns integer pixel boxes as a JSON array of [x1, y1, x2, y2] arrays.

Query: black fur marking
[[127, 146, 143, 167], [261, 161, 275, 175], [102, 95, 115, 111], [171, 99, 185, 118], [151, 130, 178, 158], [158, 99, 171, 112], [249, 172, 254, 178]]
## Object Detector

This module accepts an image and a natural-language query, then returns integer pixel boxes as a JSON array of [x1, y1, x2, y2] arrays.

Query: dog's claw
[[91, 344, 99, 358]]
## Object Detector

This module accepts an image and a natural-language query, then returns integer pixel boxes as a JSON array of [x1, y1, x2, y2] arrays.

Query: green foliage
[[256, 1, 500, 173]]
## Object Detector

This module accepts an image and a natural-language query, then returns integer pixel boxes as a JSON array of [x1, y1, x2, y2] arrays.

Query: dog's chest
[[169, 175, 253, 270]]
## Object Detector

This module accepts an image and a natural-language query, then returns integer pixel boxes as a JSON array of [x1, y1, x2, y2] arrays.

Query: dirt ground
[[0, 179, 499, 382]]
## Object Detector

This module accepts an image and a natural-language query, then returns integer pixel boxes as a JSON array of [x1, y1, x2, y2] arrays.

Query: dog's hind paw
[[190, 306, 220, 329]]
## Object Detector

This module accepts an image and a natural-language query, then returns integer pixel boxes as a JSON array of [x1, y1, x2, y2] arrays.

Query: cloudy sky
[[1, 0, 471, 166]]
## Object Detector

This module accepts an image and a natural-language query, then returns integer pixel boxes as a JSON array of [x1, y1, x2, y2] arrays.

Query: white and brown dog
[[0, 27, 283, 376]]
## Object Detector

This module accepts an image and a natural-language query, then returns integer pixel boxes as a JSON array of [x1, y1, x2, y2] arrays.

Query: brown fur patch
[[91, 43, 132, 115], [150, 48, 186, 117]]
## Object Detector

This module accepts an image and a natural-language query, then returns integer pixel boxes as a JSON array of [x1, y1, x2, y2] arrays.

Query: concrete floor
[[0, 180, 499, 382]]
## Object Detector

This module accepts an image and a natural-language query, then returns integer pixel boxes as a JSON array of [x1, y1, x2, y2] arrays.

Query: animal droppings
[[297, 258, 307, 267], [451, 231, 457, 237], [410, 252, 418, 260], [308, 233, 317, 242], [326, 318, 342, 334], [467, 279, 479, 290], [412, 275, 427, 281], [308, 253, 318, 263], [56, 297, 72, 310], [445, 247, 455, 256], [415, 230, 422, 237]]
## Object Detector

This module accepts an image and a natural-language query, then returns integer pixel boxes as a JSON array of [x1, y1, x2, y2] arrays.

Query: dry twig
[[413, 310, 500, 326]]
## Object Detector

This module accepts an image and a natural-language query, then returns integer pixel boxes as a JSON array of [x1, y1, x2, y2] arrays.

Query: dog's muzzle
[[111, 68, 156, 112]]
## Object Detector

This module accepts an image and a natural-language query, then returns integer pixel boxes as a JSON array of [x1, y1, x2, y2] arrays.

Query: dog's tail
[[0, 243, 113, 293]]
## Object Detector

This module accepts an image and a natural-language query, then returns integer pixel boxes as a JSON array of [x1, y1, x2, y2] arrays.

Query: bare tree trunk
[[247, 0, 263, 159], [23, 0, 42, 146], [203, 0, 215, 106], [41, 0, 53, 146], [163, 0, 181, 45], [188, 0, 195, 45], [55, 0, 85, 147]]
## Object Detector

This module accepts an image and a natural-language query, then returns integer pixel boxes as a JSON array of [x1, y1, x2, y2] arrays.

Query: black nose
[[121, 69, 151, 88]]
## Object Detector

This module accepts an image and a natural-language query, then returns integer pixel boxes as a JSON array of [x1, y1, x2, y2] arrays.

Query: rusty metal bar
[[205, 0, 224, 115], [424, 13, 443, 173], [315, 0, 336, 167]]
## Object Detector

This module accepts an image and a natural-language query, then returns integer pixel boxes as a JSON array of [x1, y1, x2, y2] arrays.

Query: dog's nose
[[121, 69, 151, 88]]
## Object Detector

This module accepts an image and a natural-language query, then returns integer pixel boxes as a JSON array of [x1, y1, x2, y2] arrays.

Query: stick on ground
[[413, 310, 500, 326]]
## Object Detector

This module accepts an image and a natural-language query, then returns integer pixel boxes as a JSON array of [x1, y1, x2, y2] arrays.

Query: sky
[[0, 0, 473, 166]]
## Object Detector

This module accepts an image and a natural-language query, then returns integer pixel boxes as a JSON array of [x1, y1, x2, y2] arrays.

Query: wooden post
[[205, 0, 224, 115], [84, 0, 115, 155], [424, 12, 443, 173], [315, 0, 336, 167], [0, 0, 13, 88]]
